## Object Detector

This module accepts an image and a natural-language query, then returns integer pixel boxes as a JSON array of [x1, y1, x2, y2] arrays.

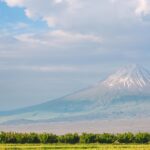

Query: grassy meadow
[[0, 144, 150, 150]]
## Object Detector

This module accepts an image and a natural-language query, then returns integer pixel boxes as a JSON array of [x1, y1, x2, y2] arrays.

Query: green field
[[0, 144, 150, 150]]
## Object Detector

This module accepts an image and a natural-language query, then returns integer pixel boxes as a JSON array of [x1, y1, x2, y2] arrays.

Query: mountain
[[1, 64, 150, 124]]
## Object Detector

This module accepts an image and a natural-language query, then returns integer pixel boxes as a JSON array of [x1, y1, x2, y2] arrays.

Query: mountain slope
[[1, 64, 150, 124]]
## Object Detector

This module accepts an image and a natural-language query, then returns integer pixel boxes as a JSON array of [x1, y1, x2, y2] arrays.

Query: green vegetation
[[0, 132, 150, 144]]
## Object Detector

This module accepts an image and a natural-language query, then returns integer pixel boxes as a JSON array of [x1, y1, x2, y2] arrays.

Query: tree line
[[0, 132, 149, 144]]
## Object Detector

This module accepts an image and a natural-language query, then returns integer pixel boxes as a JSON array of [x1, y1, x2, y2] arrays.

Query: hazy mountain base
[[0, 119, 149, 134], [0, 95, 149, 124]]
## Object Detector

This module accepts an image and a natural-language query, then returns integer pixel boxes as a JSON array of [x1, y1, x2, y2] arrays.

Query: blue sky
[[0, 0, 150, 110]]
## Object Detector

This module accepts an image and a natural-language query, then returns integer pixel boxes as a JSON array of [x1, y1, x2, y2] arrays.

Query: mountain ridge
[[0, 64, 150, 124]]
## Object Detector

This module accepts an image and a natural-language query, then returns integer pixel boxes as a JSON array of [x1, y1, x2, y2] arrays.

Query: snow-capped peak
[[103, 64, 150, 89]]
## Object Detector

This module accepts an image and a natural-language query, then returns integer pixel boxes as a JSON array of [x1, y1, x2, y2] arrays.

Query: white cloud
[[55, 0, 63, 4], [3, 0, 150, 29], [2, 0, 74, 26], [1, 0, 134, 28], [1, 0, 150, 64], [2, 0, 24, 7], [0, 65, 79, 72], [15, 30, 103, 46], [15, 33, 46, 45], [135, 0, 150, 16], [28, 65, 78, 72], [24, 9, 36, 19], [15, 22, 29, 29], [43, 16, 57, 27], [50, 30, 103, 43]]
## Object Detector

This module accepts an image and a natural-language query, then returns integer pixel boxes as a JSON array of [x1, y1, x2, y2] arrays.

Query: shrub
[[96, 133, 116, 144], [80, 133, 97, 143], [39, 133, 58, 143], [0, 132, 17, 143], [135, 133, 150, 144], [117, 133, 134, 143], [58, 133, 79, 144]]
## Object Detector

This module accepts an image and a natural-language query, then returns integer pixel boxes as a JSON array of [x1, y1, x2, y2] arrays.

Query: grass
[[0, 144, 150, 150]]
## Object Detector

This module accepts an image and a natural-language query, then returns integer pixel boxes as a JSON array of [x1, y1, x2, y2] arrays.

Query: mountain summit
[[103, 64, 150, 90], [1, 64, 150, 124]]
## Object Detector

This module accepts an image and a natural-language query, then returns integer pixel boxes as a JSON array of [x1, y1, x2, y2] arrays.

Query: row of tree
[[0, 132, 150, 144]]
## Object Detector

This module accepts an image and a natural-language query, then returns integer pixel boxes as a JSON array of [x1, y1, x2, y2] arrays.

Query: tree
[[39, 133, 58, 143], [135, 133, 150, 143], [80, 133, 97, 143], [96, 133, 116, 144], [58, 133, 79, 144], [117, 133, 134, 143]]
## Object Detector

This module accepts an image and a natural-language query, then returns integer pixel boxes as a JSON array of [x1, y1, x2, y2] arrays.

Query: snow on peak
[[103, 64, 150, 89]]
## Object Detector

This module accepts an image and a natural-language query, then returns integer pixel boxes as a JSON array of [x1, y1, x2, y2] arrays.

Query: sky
[[0, 0, 150, 110]]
